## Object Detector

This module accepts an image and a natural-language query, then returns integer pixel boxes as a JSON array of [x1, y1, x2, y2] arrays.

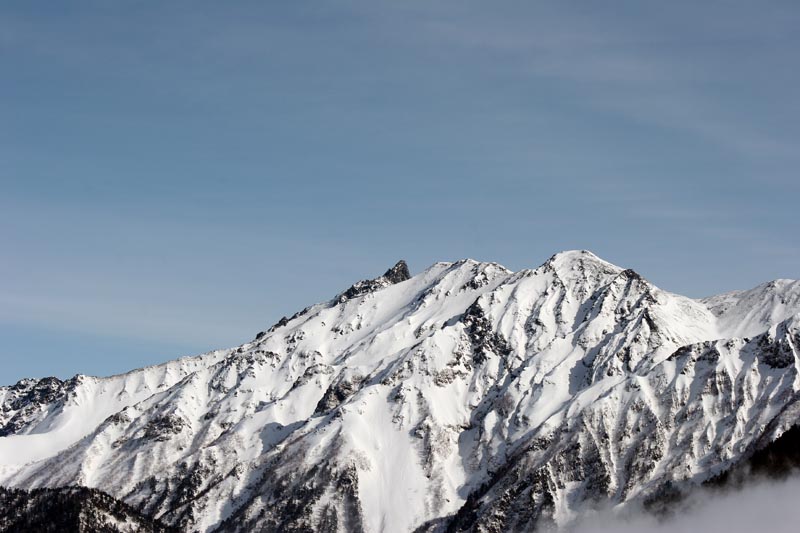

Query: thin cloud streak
[[365, 2, 800, 163]]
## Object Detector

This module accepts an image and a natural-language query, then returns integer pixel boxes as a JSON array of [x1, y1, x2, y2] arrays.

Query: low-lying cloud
[[569, 475, 800, 533]]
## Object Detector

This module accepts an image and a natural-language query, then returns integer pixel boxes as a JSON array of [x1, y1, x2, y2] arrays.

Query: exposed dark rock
[[314, 376, 364, 415], [461, 301, 511, 365], [0, 376, 80, 436], [707, 424, 800, 488], [642, 480, 685, 518], [758, 334, 796, 369], [0, 485, 176, 533], [143, 415, 187, 442], [213, 447, 366, 533], [266, 306, 315, 335], [336, 260, 411, 304], [383, 260, 411, 285]]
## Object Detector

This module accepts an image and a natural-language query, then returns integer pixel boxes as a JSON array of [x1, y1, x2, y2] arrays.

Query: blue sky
[[2, 1, 799, 384]]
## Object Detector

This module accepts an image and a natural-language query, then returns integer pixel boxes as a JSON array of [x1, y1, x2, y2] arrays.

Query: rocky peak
[[382, 260, 411, 285], [336, 260, 411, 303]]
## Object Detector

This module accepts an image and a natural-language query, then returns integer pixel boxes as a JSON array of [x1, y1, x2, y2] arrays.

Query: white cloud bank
[[570, 475, 800, 533]]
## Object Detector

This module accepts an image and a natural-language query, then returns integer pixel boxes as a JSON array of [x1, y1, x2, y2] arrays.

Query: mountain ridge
[[2, 250, 800, 532]]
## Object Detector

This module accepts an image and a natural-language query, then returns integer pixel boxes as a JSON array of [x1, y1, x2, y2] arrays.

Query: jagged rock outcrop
[[0, 376, 78, 436], [1, 252, 800, 532], [336, 260, 411, 303]]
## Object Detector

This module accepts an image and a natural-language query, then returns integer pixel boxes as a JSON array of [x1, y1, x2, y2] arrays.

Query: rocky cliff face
[[2, 251, 799, 532]]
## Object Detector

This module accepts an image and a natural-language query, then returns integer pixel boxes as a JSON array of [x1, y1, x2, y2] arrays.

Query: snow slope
[[1, 252, 799, 532], [0, 351, 229, 470]]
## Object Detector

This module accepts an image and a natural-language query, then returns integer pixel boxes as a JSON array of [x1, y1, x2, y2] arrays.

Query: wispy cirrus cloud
[[358, 1, 800, 165]]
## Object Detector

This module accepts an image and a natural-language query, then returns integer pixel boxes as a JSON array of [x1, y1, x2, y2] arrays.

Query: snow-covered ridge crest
[[1, 250, 799, 532]]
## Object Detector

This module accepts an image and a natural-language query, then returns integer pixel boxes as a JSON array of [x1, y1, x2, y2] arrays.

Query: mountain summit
[[2, 251, 800, 532]]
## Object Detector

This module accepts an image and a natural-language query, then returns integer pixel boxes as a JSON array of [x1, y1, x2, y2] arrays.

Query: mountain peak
[[381, 260, 411, 285], [545, 249, 609, 266], [541, 249, 623, 280], [336, 259, 412, 303]]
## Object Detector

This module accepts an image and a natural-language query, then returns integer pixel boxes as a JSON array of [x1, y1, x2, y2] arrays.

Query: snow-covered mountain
[[2, 251, 800, 532]]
